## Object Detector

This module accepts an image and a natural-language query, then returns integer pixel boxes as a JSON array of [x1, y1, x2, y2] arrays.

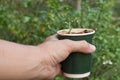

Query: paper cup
[[57, 28, 95, 78]]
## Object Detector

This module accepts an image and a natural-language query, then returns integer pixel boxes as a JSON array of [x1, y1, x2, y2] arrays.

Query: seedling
[[68, 21, 72, 34]]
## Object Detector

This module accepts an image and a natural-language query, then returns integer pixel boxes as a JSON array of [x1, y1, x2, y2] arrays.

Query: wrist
[[21, 45, 44, 79], [24, 45, 50, 79]]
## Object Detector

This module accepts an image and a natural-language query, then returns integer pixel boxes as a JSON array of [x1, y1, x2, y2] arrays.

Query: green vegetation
[[0, 0, 120, 80]]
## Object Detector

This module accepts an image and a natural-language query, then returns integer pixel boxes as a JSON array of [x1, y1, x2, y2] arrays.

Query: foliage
[[0, 0, 120, 80]]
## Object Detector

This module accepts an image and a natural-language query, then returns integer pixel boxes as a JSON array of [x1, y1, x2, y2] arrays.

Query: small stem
[[68, 21, 72, 34], [68, 28, 72, 34], [77, 19, 81, 28]]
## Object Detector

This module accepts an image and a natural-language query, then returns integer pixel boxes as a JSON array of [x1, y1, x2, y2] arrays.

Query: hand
[[34, 34, 96, 79], [0, 35, 96, 80]]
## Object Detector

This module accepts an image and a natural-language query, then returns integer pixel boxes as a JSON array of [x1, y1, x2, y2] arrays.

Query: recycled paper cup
[[57, 28, 95, 78]]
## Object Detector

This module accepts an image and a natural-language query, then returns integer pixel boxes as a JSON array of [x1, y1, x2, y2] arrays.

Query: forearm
[[0, 40, 43, 79]]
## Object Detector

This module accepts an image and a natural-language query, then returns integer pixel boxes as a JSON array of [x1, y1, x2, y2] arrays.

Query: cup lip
[[57, 28, 95, 36]]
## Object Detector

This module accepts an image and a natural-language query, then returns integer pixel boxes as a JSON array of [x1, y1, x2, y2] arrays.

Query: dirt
[[60, 29, 93, 34]]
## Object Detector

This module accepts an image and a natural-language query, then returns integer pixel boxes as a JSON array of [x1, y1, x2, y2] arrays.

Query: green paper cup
[[57, 28, 95, 78]]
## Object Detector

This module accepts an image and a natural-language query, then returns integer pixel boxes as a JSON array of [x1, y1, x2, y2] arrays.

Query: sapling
[[68, 21, 72, 34], [65, 20, 73, 34]]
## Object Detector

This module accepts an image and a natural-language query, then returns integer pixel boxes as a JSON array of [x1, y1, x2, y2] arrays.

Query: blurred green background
[[0, 0, 120, 80]]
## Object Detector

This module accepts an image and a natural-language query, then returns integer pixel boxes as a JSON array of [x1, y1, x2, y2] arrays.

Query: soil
[[60, 29, 93, 34]]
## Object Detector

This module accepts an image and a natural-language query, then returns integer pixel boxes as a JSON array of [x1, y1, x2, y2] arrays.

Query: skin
[[0, 34, 96, 80]]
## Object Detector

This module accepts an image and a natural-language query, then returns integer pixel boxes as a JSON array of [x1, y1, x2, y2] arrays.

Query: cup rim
[[57, 28, 95, 36]]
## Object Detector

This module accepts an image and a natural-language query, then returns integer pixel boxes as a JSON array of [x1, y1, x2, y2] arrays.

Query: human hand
[[34, 34, 96, 80], [0, 35, 95, 80]]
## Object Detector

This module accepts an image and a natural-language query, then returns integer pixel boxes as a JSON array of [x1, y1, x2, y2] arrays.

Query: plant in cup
[[64, 19, 73, 34], [57, 1, 96, 79], [57, 6, 95, 77], [57, 13, 95, 79], [68, 21, 72, 34]]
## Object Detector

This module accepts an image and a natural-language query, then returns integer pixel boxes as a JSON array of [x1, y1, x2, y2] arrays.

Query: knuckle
[[61, 39, 72, 46], [81, 40, 90, 49], [81, 40, 88, 44], [81, 40, 88, 46], [62, 39, 71, 42], [61, 39, 73, 52]]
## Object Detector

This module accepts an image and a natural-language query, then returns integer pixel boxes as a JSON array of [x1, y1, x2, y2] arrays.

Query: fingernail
[[90, 44, 96, 51]]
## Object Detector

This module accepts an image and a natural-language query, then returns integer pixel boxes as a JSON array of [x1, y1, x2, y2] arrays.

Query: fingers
[[40, 39, 96, 65], [45, 34, 96, 54], [61, 40, 96, 54], [50, 64, 61, 79], [42, 64, 61, 80], [36, 39, 96, 79]]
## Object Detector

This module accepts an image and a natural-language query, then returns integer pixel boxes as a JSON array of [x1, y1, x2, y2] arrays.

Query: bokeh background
[[0, 0, 120, 80]]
